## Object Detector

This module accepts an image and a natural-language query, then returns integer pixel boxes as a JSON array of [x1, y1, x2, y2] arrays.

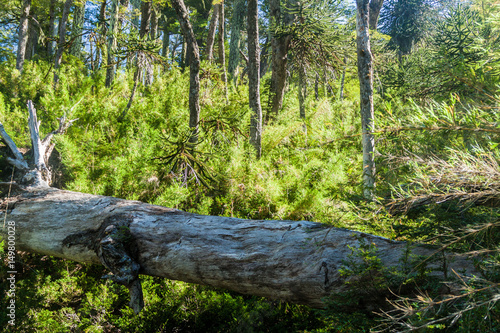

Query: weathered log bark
[[356, 0, 376, 200], [0, 185, 477, 310], [0, 101, 478, 314]]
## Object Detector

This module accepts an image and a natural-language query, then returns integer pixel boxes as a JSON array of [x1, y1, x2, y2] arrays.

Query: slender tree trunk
[[260, 36, 270, 78], [47, 0, 56, 57], [248, 0, 262, 158], [96, 0, 107, 70], [205, 4, 219, 61], [228, 0, 245, 82], [16, 0, 31, 73], [162, 29, 170, 58], [25, 13, 38, 61], [315, 72, 319, 101], [340, 57, 347, 100], [54, 0, 73, 85], [145, 2, 156, 85], [124, 0, 152, 118], [356, 0, 376, 200], [150, 5, 159, 40], [105, 0, 120, 87], [171, 0, 201, 144], [369, 0, 384, 31], [269, 0, 293, 119], [218, 2, 228, 100], [299, 64, 306, 119], [180, 36, 187, 68], [70, 1, 87, 58]]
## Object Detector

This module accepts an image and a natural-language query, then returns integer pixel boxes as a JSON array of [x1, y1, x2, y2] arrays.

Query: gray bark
[[0, 103, 479, 313], [269, 0, 295, 119], [150, 4, 159, 40], [171, 0, 201, 144], [162, 29, 170, 58], [2, 185, 477, 310], [205, 4, 218, 61], [299, 64, 306, 119], [105, 0, 120, 87], [218, 2, 228, 100], [340, 58, 347, 100], [25, 13, 38, 61], [248, 0, 262, 158], [47, 0, 56, 57], [356, 0, 376, 200], [70, 1, 87, 58], [16, 0, 31, 73], [95, 0, 107, 70], [369, 0, 384, 31], [228, 0, 245, 82], [54, 0, 73, 85]]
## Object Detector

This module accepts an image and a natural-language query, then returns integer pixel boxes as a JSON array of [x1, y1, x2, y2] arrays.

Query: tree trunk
[[96, 0, 108, 71], [356, 0, 376, 200], [54, 0, 73, 85], [228, 0, 245, 82], [70, 1, 87, 58], [25, 13, 38, 61], [260, 36, 270, 78], [105, 0, 120, 87], [16, 0, 31, 73], [298, 64, 306, 119], [369, 0, 384, 31], [47, 0, 56, 57], [340, 58, 347, 100], [218, 1, 228, 100], [0, 102, 479, 314], [269, 0, 294, 119], [150, 4, 159, 41], [171, 0, 201, 144], [205, 4, 219, 61], [248, 0, 262, 158], [1, 184, 475, 310], [162, 29, 170, 58], [141, 1, 154, 86]]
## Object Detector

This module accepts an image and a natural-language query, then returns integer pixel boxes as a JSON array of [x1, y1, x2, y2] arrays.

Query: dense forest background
[[0, 0, 499, 331]]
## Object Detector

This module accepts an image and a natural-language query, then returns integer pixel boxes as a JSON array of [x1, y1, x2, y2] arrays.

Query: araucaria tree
[[356, 0, 376, 200], [171, 0, 201, 144], [248, 0, 262, 157]]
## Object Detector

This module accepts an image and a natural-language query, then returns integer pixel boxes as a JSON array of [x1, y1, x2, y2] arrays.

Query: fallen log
[[0, 101, 478, 314]]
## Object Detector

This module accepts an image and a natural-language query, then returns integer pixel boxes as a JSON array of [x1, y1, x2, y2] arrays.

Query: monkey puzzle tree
[[379, 0, 437, 56], [356, 0, 376, 200], [248, 0, 262, 157], [171, 0, 201, 144], [16, 0, 31, 73], [70, 0, 87, 58]]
